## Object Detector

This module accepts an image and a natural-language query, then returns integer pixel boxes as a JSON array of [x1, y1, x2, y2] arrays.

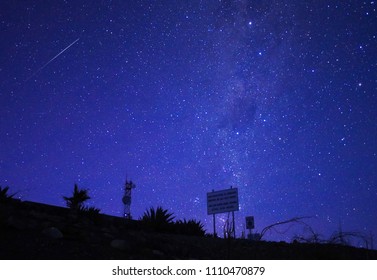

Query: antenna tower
[[122, 179, 136, 219]]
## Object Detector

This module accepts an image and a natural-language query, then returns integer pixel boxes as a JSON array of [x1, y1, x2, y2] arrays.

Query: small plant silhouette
[[141, 206, 175, 232], [63, 184, 90, 210], [79, 205, 101, 220], [175, 219, 206, 236], [0, 186, 16, 203], [80, 205, 101, 214]]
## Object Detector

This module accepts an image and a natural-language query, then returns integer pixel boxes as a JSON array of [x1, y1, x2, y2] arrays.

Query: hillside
[[1, 199, 376, 260]]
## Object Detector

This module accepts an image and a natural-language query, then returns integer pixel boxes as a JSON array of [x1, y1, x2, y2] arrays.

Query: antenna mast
[[122, 179, 136, 219]]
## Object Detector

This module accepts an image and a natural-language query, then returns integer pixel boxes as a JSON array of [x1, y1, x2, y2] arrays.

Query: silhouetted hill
[[1, 199, 376, 260]]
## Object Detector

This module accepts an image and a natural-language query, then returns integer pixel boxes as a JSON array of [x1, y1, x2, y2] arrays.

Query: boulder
[[110, 239, 130, 251], [6, 216, 28, 230], [152, 249, 165, 257], [42, 227, 63, 239]]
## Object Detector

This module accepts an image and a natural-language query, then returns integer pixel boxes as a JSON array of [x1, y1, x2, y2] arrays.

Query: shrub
[[140, 206, 175, 232], [175, 219, 206, 236], [79, 205, 101, 221], [80, 205, 101, 214]]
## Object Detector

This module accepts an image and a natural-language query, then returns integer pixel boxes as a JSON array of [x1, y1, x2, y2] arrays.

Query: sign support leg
[[213, 214, 216, 237], [232, 211, 236, 238]]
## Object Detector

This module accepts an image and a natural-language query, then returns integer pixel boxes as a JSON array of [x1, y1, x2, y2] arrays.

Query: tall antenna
[[122, 179, 136, 219]]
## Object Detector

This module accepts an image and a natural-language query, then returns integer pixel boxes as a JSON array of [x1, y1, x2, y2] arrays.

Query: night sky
[[1, 1, 376, 244]]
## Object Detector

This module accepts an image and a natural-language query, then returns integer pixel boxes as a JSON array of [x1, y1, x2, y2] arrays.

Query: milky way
[[1, 1, 376, 244]]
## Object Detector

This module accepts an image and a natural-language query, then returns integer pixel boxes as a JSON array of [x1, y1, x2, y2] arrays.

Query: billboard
[[207, 188, 239, 215]]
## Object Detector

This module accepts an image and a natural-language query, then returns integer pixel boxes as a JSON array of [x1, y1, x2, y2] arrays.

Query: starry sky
[[1, 0, 376, 244]]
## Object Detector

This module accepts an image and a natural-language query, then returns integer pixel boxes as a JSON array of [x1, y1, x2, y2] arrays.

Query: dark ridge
[[1, 199, 376, 260]]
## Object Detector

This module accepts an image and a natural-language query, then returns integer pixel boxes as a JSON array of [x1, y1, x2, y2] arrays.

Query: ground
[[1, 200, 376, 260]]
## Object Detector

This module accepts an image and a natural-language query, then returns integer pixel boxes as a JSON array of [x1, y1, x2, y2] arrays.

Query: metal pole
[[213, 214, 216, 237], [232, 211, 235, 238]]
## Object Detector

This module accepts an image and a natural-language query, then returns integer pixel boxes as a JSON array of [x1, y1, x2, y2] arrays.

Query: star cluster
[[1, 1, 376, 243]]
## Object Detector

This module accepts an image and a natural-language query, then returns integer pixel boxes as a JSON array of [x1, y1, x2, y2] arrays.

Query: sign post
[[213, 209, 216, 237], [207, 187, 239, 238], [245, 216, 255, 239]]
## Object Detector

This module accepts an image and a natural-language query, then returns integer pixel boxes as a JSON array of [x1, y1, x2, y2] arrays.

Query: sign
[[207, 188, 239, 215], [245, 216, 254, 229]]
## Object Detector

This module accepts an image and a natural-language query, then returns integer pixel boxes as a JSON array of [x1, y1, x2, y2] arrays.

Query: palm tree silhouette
[[63, 184, 90, 210], [0, 186, 15, 203]]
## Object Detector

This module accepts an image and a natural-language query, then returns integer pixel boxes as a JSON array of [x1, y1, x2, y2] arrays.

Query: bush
[[78, 205, 101, 221], [174, 219, 206, 236], [140, 206, 175, 232], [80, 205, 101, 214]]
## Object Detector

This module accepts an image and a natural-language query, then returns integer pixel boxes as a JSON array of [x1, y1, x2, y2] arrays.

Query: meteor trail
[[26, 38, 80, 81]]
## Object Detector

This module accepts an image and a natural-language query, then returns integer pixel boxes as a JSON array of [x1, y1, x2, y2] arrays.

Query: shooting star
[[26, 38, 80, 81]]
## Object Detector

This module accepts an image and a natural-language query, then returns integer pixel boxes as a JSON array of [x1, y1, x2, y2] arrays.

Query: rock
[[152, 249, 164, 257], [110, 239, 130, 251], [6, 216, 28, 230], [128, 231, 147, 244], [85, 232, 101, 244], [103, 232, 116, 239], [42, 227, 63, 239]]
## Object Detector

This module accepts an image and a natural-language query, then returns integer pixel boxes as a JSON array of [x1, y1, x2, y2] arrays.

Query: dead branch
[[260, 216, 313, 240]]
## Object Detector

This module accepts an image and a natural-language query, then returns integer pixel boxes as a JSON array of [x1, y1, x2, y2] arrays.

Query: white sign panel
[[207, 188, 239, 215]]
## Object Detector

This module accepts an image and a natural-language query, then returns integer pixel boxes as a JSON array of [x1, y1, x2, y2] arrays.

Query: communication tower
[[122, 179, 136, 219]]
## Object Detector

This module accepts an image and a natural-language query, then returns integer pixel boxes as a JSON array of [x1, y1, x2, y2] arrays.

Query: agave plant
[[175, 219, 206, 236], [78, 205, 101, 221], [80, 205, 101, 214], [141, 206, 175, 232], [0, 186, 15, 203], [63, 184, 90, 210]]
